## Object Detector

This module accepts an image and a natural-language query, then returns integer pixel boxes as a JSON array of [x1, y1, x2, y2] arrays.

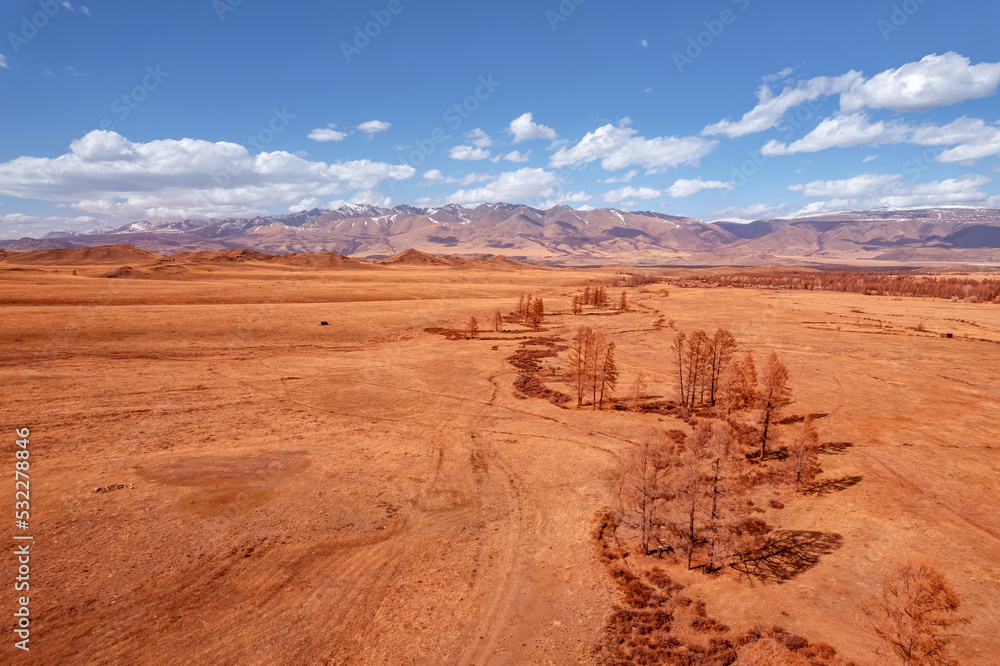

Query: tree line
[[673, 270, 1000, 303]]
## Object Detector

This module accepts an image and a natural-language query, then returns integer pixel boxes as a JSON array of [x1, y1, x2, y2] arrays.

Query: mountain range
[[5, 203, 1000, 266]]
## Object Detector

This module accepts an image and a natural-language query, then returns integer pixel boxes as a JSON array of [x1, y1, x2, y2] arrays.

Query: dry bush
[[860, 559, 967, 665]]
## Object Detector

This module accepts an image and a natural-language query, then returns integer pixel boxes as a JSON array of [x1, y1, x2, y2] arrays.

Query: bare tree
[[569, 326, 595, 407], [571, 294, 582, 315], [707, 328, 737, 406], [671, 424, 711, 568], [517, 294, 525, 321], [619, 291, 628, 312], [757, 352, 791, 460], [522, 292, 533, 324], [703, 421, 748, 571], [530, 297, 544, 330], [672, 331, 687, 406], [786, 415, 821, 491], [629, 372, 646, 412], [589, 330, 608, 408], [582, 286, 591, 306], [467, 316, 479, 340], [493, 309, 503, 333], [683, 330, 710, 408], [861, 560, 967, 665], [598, 341, 619, 410], [616, 430, 675, 555]]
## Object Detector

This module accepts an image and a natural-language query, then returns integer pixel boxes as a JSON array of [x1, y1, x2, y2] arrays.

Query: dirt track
[[2, 261, 999, 664]]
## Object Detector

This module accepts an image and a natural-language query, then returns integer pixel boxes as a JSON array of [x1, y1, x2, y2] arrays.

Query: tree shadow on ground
[[807, 475, 863, 496], [778, 412, 830, 425], [818, 441, 854, 455], [731, 530, 844, 584]]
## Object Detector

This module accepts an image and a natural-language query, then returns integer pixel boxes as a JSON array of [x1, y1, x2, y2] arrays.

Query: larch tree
[[683, 329, 710, 408], [861, 559, 967, 666], [616, 429, 675, 555], [672, 423, 711, 568], [569, 326, 595, 407], [598, 341, 619, 410], [467, 316, 479, 340], [672, 332, 688, 406], [493, 309, 504, 333], [522, 292, 533, 324], [572, 294, 582, 315], [619, 291, 628, 312], [786, 415, 821, 491], [588, 330, 608, 409], [707, 328, 737, 406], [530, 297, 544, 330], [583, 286, 591, 306], [757, 351, 791, 460], [702, 421, 748, 572], [517, 294, 525, 321], [629, 372, 646, 412]]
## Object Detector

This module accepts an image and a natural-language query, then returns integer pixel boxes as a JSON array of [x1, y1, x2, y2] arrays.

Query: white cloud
[[0, 55, 8, 70], [446, 167, 560, 204], [761, 112, 910, 155], [357, 120, 390, 135], [448, 145, 491, 161], [762, 66, 798, 83], [640, 39, 648, 48], [862, 154, 879, 163], [466, 128, 493, 149], [551, 119, 716, 171], [840, 52, 1000, 113], [537, 191, 594, 209], [289, 197, 322, 212], [789, 173, 902, 198], [910, 117, 1000, 163], [601, 169, 638, 184], [81, 5, 90, 15], [702, 73, 861, 138], [308, 126, 347, 142], [500, 150, 530, 163], [788, 172, 994, 212], [709, 203, 788, 220], [0, 130, 415, 222], [603, 186, 660, 203], [0, 213, 104, 239], [644, 86, 653, 93], [508, 112, 557, 143], [423, 169, 444, 181], [705, 53, 1000, 140], [666, 178, 733, 198]]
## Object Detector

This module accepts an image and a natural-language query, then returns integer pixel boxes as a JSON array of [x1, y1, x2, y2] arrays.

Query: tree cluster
[[516, 292, 544, 330], [568, 326, 619, 410], [675, 270, 1000, 303], [671, 328, 737, 409]]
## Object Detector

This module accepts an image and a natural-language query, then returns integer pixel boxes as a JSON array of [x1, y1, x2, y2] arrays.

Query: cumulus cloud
[[840, 52, 1000, 112], [551, 119, 716, 171], [0, 130, 415, 221], [666, 178, 733, 198], [788, 172, 993, 212], [640, 39, 648, 48], [465, 128, 492, 149], [326, 190, 394, 209], [289, 197, 322, 212], [499, 150, 530, 163], [536, 191, 594, 209], [603, 186, 660, 203], [357, 120, 391, 135], [0, 54, 8, 70], [308, 126, 347, 142], [762, 113, 911, 155], [704, 53, 1000, 139], [448, 145, 491, 161], [508, 112, 557, 143], [423, 169, 444, 181], [446, 167, 559, 204]]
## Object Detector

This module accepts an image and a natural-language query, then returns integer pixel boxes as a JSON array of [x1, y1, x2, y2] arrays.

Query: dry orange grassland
[[1, 254, 998, 665]]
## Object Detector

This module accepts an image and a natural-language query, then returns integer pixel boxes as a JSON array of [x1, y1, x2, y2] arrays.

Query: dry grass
[[1, 258, 998, 664]]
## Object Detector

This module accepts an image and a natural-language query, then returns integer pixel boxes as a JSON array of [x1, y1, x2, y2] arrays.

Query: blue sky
[[2, 0, 1000, 237]]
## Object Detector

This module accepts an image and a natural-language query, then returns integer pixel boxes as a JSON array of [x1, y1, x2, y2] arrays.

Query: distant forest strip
[[669, 271, 1000, 303]]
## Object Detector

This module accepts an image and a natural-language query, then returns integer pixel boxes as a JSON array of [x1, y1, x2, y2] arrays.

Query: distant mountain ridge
[[5, 203, 1000, 265]]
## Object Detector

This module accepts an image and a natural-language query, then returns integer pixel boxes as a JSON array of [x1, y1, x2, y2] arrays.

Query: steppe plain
[[1, 246, 998, 664]]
